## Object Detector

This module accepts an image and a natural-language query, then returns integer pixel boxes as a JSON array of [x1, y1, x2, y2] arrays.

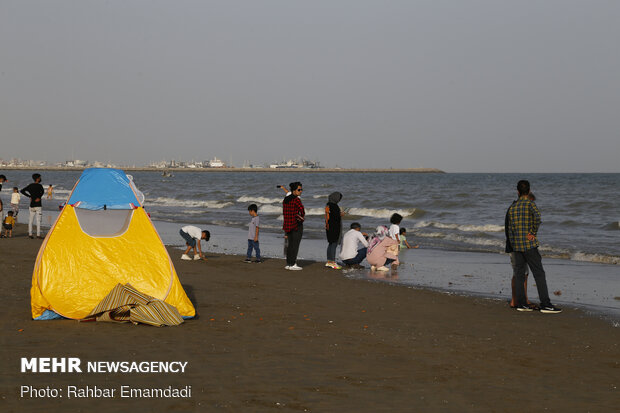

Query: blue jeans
[[180, 229, 196, 247], [343, 247, 367, 266], [247, 239, 261, 260]]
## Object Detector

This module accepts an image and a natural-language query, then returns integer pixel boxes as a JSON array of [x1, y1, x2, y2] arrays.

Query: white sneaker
[[284, 266, 291, 270], [193, 254, 201, 260], [376, 266, 389, 272], [370, 265, 377, 271], [181, 254, 192, 261], [288, 264, 303, 271]]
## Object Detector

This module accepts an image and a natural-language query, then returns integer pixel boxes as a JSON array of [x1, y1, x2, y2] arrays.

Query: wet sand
[[1, 224, 618, 412]]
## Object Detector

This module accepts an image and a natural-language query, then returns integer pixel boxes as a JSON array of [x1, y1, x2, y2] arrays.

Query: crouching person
[[339, 222, 369, 269], [179, 225, 210, 261]]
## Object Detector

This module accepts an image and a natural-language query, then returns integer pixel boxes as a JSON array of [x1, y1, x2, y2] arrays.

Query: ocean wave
[[414, 232, 446, 239], [346, 207, 423, 219], [148, 197, 233, 209], [182, 210, 207, 215], [571, 252, 620, 265], [412, 231, 503, 247], [306, 207, 325, 216], [259, 205, 324, 216], [443, 234, 504, 248], [236, 195, 282, 204], [52, 188, 72, 196], [259, 205, 283, 214], [313, 194, 329, 199], [415, 221, 503, 232]]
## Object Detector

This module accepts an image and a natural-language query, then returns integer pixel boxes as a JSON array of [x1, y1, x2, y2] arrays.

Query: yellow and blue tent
[[30, 168, 195, 320]]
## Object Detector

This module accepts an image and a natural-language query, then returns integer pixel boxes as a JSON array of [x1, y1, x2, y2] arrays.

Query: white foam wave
[[306, 208, 325, 216], [415, 221, 503, 232], [259, 205, 283, 214], [444, 234, 504, 247], [236, 195, 282, 204], [313, 194, 328, 199], [52, 188, 72, 195], [148, 197, 233, 209], [259, 205, 324, 216], [347, 208, 418, 219], [571, 252, 620, 265], [414, 232, 446, 239]]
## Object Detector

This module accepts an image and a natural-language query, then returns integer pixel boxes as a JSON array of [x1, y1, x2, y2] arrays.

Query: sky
[[1, 1, 619, 172]]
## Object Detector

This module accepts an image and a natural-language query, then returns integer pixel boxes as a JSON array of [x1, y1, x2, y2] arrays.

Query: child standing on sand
[[47, 185, 54, 199], [245, 204, 262, 263], [2, 211, 15, 238], [10, 187, 20, 218]]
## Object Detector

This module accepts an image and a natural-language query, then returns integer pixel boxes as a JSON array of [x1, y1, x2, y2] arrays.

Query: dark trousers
[[513, 248, 551, 307], [343, 247, 368, 266], [286, 225, 303, 266], [327, 242, 338, 261], [247, 239, 261, 260]]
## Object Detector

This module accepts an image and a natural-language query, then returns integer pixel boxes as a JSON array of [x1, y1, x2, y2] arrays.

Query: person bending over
[[179, 225, 210, 261]]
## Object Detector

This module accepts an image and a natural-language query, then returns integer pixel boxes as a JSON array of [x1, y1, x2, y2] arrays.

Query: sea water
[[2, 170, 618, 319]]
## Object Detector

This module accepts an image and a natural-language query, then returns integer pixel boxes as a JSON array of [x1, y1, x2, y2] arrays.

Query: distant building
[[207, 158, 226, 168]]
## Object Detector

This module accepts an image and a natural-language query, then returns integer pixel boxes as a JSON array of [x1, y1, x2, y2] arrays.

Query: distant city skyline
[[1, 1, 619, 172]]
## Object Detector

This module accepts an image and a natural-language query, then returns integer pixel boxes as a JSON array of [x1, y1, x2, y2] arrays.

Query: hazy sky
[[1, 1, 619, 172]]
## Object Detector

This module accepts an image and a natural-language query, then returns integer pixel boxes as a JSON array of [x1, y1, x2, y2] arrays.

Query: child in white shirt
[[10, 187, 21, 218], [388, 213, 403, 243]]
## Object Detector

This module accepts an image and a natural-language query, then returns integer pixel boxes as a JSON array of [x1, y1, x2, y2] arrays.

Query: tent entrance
[[75, 209, 134, 237]]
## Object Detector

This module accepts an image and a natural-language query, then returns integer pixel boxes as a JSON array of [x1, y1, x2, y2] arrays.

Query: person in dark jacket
[[324, 192, 344, 269], [21, 173, 44, 239]]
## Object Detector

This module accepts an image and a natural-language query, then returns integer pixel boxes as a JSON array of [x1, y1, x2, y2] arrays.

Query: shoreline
[[167, 246, 620, 324]]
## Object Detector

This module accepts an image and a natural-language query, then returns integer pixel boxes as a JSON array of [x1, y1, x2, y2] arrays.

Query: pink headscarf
[[367, 225, 388, 254]]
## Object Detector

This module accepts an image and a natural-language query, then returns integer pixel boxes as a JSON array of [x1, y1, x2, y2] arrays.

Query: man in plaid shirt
[[507, 180, 561, 313], [282, 182, 305, 270]]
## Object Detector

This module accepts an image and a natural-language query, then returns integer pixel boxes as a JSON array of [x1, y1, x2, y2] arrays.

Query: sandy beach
[[1, 223, 619, 412]]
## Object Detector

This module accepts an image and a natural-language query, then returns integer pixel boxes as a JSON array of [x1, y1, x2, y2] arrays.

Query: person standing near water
[[507, 180, 561, 313], [324, 192, 344, 269], [505, 192, 536, 309], [20, 173, 44, 239], [282, 182, 305, 270], [245, 204, 262, 263]]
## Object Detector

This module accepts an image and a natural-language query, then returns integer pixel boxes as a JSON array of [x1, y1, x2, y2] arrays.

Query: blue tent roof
[[67, 168, 142, 210]]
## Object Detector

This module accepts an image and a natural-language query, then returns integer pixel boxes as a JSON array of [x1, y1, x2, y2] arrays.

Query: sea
[[2, 170, 619, 321]]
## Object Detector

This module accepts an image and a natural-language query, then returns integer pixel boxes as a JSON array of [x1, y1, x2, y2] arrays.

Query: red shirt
[[282, 196, 305, 233]]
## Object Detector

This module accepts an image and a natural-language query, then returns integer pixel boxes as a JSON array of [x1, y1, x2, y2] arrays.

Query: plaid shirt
[[507, 196, 541, 252], [282, 196, 304, 233]]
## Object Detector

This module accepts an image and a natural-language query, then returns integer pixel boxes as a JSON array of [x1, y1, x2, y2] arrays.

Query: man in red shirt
[[282, 182, 305, 270]]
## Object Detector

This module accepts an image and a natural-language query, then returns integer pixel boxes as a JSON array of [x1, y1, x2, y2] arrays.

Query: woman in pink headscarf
[[366, 225, 399, 271]]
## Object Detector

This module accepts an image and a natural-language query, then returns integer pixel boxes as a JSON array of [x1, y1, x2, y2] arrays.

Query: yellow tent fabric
[[30, 205, 195, 320]]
